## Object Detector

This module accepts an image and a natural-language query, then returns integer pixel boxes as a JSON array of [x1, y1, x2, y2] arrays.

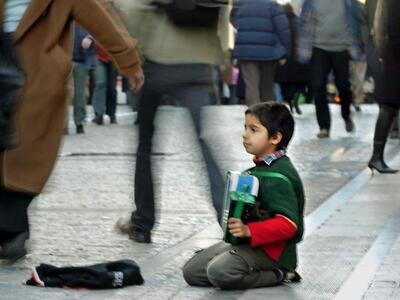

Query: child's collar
[[253, 149, 287, 166]]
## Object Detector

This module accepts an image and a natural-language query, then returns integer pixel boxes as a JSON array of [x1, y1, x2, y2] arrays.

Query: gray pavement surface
[[1, 104, 400, 299]]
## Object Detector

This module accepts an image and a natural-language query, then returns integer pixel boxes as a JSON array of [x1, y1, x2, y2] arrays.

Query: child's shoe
[[283, 270, 302, 283]]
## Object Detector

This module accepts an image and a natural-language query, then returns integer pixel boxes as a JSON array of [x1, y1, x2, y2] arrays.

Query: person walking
[[275, 2, 309, 115], [367, 0, 400, 173], [72, 24, 97, 134], [297, 0, 363, 138], [117, 0, 231, 243], [0, 0, 144, 261], [92, 44, 118, 125], [231, 0, 290, 106]]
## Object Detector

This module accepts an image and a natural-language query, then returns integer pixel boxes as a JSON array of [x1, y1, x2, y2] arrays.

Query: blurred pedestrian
[[275, 2, 310, 115], [349, 57, 367, 112], [367, 0, 400, 173], [117, 0, 231, 243], [362, 0, 399, 139], [0, 0, 143, 261], [231, 0, 290, 106], [72, 24, 97, 134], [297, 0, 363, 138], [92, 44, 118, 125]]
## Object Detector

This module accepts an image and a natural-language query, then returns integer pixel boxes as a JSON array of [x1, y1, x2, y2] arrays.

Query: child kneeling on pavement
[[182, 102, 305, 290]]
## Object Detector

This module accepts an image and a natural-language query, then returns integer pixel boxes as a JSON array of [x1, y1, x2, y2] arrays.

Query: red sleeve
[[248, 215, 297, 247]]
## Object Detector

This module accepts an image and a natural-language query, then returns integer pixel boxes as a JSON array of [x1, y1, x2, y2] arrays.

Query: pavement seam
[[334, 217, 400, 300]]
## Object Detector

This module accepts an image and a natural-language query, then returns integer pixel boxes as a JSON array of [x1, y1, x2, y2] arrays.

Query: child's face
[[242, 114, 281, 159]]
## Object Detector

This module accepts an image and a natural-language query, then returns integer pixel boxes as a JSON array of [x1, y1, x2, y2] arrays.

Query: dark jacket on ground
[[231, 0, 290, 61]]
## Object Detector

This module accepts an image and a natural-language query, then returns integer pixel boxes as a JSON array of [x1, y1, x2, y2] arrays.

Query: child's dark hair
[[245, 102, 295, 150]]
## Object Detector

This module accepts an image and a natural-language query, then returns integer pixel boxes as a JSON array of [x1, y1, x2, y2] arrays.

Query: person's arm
[[272, 2, 291, 55], [71, 0, 144, 92], [386, 0, 400, 54], [360, 0, 370, 46], [250, 177, 300, 246], [247, 214, 297, 246], [227, 214, 297, 246]]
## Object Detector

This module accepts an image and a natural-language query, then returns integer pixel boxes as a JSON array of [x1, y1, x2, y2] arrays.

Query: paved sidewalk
[[1, 104, 400, 299]]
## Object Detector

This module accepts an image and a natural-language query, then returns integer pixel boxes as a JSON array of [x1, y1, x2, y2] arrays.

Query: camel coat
[[0, 0, 141, 194]]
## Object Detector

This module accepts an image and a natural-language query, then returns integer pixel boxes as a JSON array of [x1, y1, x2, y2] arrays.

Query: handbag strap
[[247, 170, 294, 190]]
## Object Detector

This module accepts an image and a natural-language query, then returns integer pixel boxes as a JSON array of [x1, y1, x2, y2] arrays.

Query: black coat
[[375, 0, 400, 104], [0, 30, 23, 150], [275, 10, 309, 83]]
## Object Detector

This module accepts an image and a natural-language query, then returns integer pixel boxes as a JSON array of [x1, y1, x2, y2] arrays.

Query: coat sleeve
[[272, 2, 291, 55], [387, 0, 400, 54], [71, 0, 142, 78]]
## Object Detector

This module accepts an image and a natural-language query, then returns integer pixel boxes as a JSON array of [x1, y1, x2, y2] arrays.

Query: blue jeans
[[72, 62, 88, 126], [131, 61, 224, 231], [92, 61, 117, 116]]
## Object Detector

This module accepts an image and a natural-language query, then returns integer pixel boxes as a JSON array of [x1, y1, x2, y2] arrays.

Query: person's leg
[[91, 61, 107, 124], [390, 112, 399, 139], [260, 60, 278, 101], [128, 62, 166, 240], [88, 68, 96, 105], [0, 186, 35, 260], [206, 244, 282, 290], [331, 50, 354, 132], [182, 242, 231, 286], [350, 59, 367, 111], [72, 63, 87, 132], [311, 48, 332, 136], [368, 103, 400, 173], [130, 85, 162, 237], [105, 63, 118, 123], [240, 61, 261, 106], [292, 82, 303, 115], [171, 65, 225, 222]]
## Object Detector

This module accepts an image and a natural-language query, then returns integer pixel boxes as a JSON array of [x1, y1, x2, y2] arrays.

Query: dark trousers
[[92, 61, 117, 117], [311, 47, 353, 130], [131, 61, 225, 231], [0, 186, 34, 243], [105, 63, 117, 118]]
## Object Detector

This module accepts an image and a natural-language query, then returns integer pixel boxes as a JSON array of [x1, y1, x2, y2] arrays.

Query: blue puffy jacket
[[232, 0, 291, 61]]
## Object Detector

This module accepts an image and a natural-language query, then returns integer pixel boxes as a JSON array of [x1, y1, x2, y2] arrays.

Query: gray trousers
[[240, 60, 278, 106], [182, 241, 281, 290], [72, 62, 88, 126]]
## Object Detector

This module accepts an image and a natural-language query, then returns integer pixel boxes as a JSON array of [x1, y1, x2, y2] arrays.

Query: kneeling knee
[[206, 262, 244, 290]]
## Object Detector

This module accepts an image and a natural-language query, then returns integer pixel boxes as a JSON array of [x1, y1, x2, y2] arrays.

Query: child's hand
[[228, 218, 251, 238]]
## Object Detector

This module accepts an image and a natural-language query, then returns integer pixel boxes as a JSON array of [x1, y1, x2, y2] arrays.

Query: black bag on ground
[[0, 28, 23, 150], [152, 0, 222, 28], [26, 260, 145, 289]]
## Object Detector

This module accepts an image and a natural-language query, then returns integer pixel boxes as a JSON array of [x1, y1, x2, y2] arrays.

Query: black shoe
[[317, 129, 330, 138], [0, 231, 29, 261], [76, 125, 84, 134], [110, 115, 117, 124], [368, 159, 398, 174], [129, 228, 151, 244], [294, 101, 302, 115], [345, 118, 354, 132], [389, 130, 399, 139], [92, 114, 103, 125], [117, 220, 151, 243]]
